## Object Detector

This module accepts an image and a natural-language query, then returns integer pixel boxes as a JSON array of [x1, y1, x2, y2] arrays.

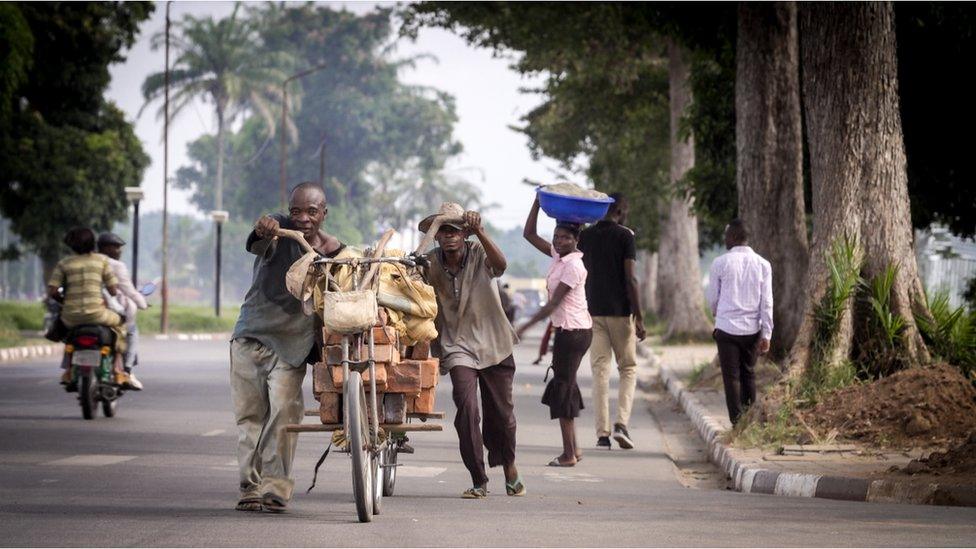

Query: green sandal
[[505, 476, 526, 497], [461, 486, 488, 499]]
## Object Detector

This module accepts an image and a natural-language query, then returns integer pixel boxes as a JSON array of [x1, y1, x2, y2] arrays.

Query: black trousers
[[713, 329, 760, 425], [449, 355, 517, 486]]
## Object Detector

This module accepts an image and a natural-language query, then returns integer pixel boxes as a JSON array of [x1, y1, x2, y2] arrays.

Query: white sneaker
[[125, 373, 144, 391]]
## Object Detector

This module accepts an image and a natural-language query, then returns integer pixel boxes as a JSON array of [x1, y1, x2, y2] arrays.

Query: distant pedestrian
[[578, 193, 645, 450], [706, 219, 773, 425], [519, 196, 592, 467]]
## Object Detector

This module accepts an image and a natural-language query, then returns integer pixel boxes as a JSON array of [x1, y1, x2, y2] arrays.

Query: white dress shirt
[[707, 245, 773, 340], [107, 257, 148, 329]]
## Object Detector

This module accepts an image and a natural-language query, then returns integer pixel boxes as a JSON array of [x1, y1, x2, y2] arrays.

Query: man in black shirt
[[578, 193, 646, 450]]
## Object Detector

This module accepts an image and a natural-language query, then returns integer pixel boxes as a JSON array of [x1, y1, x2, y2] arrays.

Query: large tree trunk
[[788, 1, 929, 376], [638, 250, 660, 317], [658, 40, 712, 341], [736, 2, 809, 359]]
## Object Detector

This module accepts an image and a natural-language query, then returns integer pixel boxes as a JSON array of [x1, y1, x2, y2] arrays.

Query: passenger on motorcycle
[[47, 227, 128, 387], [97, 232, 148, 390]]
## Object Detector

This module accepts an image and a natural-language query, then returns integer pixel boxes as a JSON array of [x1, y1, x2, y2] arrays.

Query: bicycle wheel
[[381, 446, 398, 496], [372, 447, 383, 515], [346, 371, 373, 523]]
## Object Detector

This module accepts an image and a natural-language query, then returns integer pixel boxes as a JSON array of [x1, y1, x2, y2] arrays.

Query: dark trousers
[[713, 329, 760, 425], [449, 355, 517, 486]]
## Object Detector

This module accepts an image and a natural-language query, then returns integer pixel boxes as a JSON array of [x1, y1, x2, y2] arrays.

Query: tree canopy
[[172, 4, 465, 244], [0, 2, 152, 271]]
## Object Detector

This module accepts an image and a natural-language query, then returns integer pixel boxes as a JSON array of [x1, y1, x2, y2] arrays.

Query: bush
[[916, 291, 976, 381]]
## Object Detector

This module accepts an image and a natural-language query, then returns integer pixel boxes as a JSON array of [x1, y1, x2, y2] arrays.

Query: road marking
[[543, 471, 603, 483], [225, 460, 238, 466], [201, 429, 225, 437], [44, 455, 136, 466], [395, 466, 446, 478]]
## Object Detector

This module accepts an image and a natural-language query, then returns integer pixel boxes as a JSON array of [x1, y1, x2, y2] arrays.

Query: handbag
[[321, 288, 378, 334]]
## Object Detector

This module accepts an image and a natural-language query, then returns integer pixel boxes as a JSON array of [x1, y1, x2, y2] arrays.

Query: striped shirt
[[48, 253, 118, 325]]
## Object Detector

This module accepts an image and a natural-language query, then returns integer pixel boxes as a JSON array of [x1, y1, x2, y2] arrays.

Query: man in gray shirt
[[421, 203, 525, 499], [230, 182, 345, 513]]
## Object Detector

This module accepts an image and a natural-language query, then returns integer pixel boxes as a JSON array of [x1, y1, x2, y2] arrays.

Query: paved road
[[1, 330, 975, 547]]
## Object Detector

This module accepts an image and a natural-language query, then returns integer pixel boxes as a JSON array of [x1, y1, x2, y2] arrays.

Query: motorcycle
[[48, 280, 158, 420]]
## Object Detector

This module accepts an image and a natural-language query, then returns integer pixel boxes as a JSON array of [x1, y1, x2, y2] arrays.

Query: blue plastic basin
[[536, 186, 615, 224]]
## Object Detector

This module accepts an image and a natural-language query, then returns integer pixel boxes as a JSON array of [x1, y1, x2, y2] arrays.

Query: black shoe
[[613, 424, 634, 449], [596, 436, 611, 449]]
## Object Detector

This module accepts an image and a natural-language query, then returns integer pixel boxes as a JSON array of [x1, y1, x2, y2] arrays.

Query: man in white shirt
[[98, 233, 148, 390], [706, 219, 773, 425]]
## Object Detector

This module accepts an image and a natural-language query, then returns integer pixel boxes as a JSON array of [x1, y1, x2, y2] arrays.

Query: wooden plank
[[286, 423, 443, 433], [407, 411, 446, 420]]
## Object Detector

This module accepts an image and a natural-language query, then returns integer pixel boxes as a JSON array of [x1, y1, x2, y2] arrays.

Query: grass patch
[[0, 301, 44, 331], [728, 399, 804, 450], [687, 360, 711, 386], [137, 305, 239, 334]]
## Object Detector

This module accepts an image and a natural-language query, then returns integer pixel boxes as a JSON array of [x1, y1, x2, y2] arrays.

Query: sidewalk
[[640, 342, 976, 508]]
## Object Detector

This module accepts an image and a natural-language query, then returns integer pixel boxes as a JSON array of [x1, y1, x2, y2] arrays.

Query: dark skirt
[[541, 327, 593, 419]]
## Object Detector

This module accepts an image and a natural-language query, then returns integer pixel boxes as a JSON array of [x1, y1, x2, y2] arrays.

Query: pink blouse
[[546, 248, 592, 330]]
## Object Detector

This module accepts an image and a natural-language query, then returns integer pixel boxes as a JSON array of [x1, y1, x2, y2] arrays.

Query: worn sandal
[[547, 456, 577, 467], [461, 486, 488, 499], [261, 493, 287, 513], [505, 476, 526, 497], [235, 496, 263, 512]]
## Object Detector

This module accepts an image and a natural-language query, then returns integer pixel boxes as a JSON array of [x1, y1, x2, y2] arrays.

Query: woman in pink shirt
[[517, 197, 593, 467]]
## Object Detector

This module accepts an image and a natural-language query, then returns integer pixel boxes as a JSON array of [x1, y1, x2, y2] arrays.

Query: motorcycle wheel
[[79, 375, 96, 420], [102, 398, 117, 418]]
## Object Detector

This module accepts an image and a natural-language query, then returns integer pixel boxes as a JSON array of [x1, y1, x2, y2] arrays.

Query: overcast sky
[[107, 0, 564, 231]]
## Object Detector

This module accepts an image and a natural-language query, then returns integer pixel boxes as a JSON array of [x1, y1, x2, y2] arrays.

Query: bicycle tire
[[347, 372, 373, 523]]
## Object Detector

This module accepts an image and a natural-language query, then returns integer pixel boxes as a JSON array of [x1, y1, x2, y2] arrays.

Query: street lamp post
[[280, 63, 330, 208], [210, 210, 229, 317], [124, 187, 145, 284]]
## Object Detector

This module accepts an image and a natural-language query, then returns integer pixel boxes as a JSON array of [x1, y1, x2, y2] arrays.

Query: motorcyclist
[[97, 232, 148, 390], [47, 227, 127, 387]]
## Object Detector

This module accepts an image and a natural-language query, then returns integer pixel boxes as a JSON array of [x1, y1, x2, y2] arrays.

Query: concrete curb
[[151, 332, 230, 341], [0, 343, 63, 364], [658, 363, 976, 508], [0, 333, 229, 364]]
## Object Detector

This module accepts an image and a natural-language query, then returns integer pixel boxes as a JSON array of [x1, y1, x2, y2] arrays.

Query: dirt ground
[[803, 363, 976, 449]]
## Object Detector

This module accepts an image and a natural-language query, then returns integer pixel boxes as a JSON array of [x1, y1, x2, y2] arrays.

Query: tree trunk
[[789, 1, 929, 376], [638, 250, 660, 317], [658, 40, 712, 341], [215, 105, 226, 212], [736, 2, 809, 359]]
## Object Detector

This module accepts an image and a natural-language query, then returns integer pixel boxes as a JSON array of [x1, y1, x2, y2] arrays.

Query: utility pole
[[124, 187, 145, 284], [210, 210, 229, 317], [161, 1, 172, 334]]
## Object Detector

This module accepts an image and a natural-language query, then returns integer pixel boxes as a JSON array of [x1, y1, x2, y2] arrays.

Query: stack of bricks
[[312, 325, 439, 425]]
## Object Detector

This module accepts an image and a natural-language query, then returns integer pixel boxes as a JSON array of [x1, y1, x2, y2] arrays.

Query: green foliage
[[405, 2, 738, 250], [0, 3, 33, 125], [170, 4, 465, 240], [730, 399, 803, 449], [864, 265, 906, 350], [805, 236, 861, 396], [916, 291, 976, 380], [687, 360, 710, 386], [0, 300, 44, 331], [0, 2, 153, 270], [137, 305, 239, 335]]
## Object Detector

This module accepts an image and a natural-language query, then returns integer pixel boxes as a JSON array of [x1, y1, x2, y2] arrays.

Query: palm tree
[[140, 3, 295, 211]]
